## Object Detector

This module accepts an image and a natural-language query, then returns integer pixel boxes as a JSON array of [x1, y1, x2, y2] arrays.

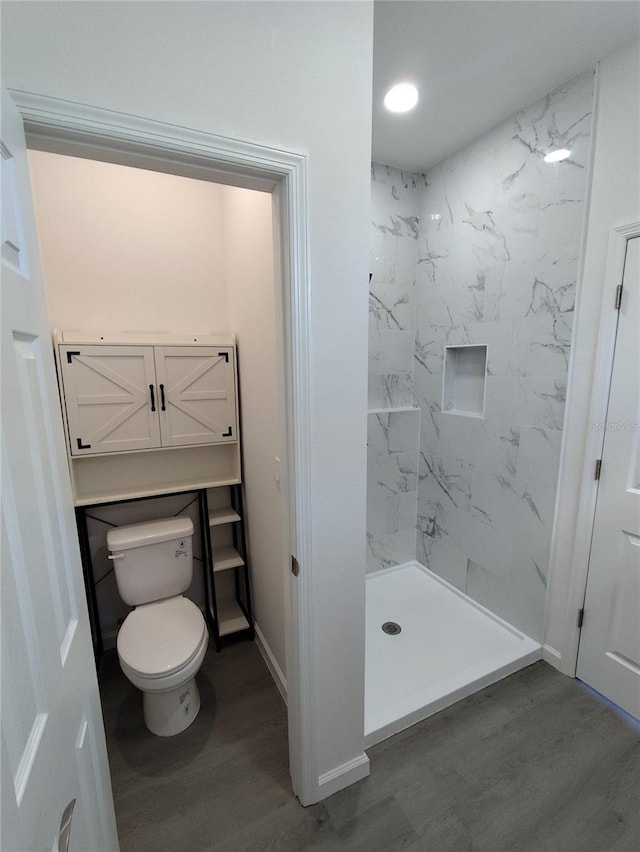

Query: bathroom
[[2, 2, 639, 850]]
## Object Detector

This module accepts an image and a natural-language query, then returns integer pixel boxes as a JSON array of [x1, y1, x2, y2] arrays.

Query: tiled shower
[[366, 70, 595, 742]]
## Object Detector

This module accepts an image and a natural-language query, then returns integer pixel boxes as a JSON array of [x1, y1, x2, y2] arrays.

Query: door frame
[[9, 89, 317, 804], [545, 220, 640, 676]]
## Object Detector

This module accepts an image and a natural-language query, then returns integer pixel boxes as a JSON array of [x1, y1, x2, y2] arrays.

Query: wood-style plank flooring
[[99, 641, 639, 851]]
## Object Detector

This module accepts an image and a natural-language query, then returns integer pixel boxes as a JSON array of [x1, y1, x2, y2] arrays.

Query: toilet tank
[[107, 517, 194, 606]]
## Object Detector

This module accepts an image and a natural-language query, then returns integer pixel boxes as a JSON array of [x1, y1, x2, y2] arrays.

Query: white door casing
[[1, 89, 119, 851], [576, 236, 640, 719]]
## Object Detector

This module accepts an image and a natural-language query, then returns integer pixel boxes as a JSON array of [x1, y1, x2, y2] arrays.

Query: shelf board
[[213, 545, 245, 572], [218, 598, 250, 636], [209, 507, 241, 526]]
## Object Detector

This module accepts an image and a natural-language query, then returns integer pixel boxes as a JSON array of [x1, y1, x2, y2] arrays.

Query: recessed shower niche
[[443, 345, 487, 418]]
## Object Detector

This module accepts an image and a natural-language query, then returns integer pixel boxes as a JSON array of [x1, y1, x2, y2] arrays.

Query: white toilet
[[107, 517, 209, 737]]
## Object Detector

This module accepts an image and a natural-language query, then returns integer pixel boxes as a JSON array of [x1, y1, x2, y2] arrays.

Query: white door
[[1, 90, 119, 851], [59, 344, 161, 455], [576, 236, 640, 719], [155, 346, 237, 446]]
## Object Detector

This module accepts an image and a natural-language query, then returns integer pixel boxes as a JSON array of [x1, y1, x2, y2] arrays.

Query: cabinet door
[[59, 345, 161, 455], [154, 346, 237, 447]]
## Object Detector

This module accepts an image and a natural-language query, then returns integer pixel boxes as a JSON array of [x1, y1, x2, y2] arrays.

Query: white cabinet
[[54, 332, 241, 505], [59, 343, 237, 456]]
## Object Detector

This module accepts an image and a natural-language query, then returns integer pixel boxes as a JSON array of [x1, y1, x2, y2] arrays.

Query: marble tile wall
[[367, 164, 422, 571], [414, 70, 595, 639], [369, 163, 423, 408]]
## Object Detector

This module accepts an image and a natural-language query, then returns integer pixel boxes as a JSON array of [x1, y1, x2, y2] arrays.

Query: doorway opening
[[20, 99, 313, 806]]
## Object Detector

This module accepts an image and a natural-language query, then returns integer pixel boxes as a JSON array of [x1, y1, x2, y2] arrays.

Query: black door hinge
[[595, 459, 602, 480], [615, 284, 623, 310], [577, 608, 585, 629]]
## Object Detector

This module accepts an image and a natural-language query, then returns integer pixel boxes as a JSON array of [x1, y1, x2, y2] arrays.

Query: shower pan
[[365, 562, 540, 746]]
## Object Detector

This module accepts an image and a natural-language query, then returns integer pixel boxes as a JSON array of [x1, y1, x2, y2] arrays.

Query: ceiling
[[372, 1, 640, 171]]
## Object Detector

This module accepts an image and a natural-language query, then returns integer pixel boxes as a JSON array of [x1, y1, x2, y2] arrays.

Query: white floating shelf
[[367, 406, 419, 415], [209, 507, 241, 526], [213, 545, 245, 572], [218, 598, 250, 636]]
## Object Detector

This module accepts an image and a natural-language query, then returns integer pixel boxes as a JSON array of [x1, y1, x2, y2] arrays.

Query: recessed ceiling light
[[544, 148, 571, 163], [384, 83, 419, 114]]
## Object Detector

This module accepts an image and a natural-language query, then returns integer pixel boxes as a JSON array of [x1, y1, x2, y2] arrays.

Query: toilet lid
[[117, 596, 206, 678]]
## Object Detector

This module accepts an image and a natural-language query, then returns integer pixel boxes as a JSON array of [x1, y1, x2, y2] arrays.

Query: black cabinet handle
[[159, 384, 166, 411], [149, 385, 156, 412]]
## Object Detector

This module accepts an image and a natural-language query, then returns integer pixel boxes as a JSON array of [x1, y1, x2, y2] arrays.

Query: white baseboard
[[317, 753, 370, 800], [254, 623, 287, 704], [542, 643, 563, 670]]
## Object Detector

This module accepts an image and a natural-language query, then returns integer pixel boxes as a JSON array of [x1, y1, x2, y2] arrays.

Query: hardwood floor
[[99, 642, 639, 851]]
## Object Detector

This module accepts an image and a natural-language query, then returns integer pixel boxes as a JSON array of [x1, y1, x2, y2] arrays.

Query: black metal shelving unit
[[77, 486, 253, 666]]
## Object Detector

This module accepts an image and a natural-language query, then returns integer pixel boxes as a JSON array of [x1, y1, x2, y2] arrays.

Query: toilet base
[[142, 676, 201, 736]]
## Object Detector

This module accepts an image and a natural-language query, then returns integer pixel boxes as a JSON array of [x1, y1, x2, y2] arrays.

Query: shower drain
[[382, 621, 402, 635]]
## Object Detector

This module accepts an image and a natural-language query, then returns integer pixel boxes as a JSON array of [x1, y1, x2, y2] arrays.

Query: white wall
[[223, 185, 288, 687], [28, 151, 229, 334], [545, 40, 640, 667], [3, 0, 373, 797]]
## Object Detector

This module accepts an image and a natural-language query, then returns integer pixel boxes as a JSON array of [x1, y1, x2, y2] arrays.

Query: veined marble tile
[[367, 448, 418, 496], [369, 279, 415, 331], [517, 426, 563, 490], [508, 314, 573, 378], [413, 326, 446, 375], [370, 229, 419, 287], [367, 411, 391, 453], [466, 558, 544, 641], [371, 162, 423, 220], [367, 410, 420, 455], [484, 376, 566, 430], [414, 366, 443, 411], [369, 328, 415, 376], [418, 451, 473, 512], [368, 372, 414, 409], [366, 528, 416, 573], [419, 408, 441, 460], [465, 318, 513, 376], [388, 410, 420, 453], [457, 511, 515, 581], [367, 486, 417, 537], [497, 72, 594, 196], [470, 466, 555, 540], [439, 416, 520, 478], [416, 502, 467, 590], [486, 247, 578, 323]]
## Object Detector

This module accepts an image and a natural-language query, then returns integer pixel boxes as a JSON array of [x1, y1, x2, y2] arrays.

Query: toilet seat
[[117, 596, 206, 679]]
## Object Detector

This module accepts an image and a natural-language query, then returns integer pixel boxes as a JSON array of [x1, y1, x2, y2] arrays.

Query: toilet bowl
[[107, 517, 209, 737], [117, 595, 208, 736]]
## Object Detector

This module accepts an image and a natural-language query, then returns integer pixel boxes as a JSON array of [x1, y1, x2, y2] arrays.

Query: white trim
[[542, 644, 562, 667], [546, 221, 640, 675], [254, 623, 287, 705], [10, 90, 318, 805], [316, 753, 370, 799]]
